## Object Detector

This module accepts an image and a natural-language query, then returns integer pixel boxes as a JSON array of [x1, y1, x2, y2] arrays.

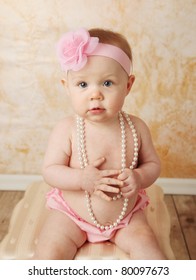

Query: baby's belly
[[62, 190, 138, 226]]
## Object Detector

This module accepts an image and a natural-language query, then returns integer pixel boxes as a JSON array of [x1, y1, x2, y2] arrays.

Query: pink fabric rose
[[56, 28, 99, 71]]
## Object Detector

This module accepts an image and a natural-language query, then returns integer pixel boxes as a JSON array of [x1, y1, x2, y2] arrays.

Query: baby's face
[[65, 56, 134, 123]]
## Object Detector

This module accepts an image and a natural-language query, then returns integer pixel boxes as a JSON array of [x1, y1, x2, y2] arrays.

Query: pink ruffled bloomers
[[46, 188, 149, 243]]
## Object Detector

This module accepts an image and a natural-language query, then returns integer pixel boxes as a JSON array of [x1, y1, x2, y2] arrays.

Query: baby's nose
[[90, 89, 103, 100]]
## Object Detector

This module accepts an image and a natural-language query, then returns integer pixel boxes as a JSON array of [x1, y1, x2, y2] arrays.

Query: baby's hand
[[81, 157, 123, 201], [118, 168, 141, 198]]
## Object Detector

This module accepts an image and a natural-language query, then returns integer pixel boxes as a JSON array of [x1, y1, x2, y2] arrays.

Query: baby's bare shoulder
[[129, 114, 149, 131], [46, 116, 75, 158], [52, 115, 75, 135], [46, 115, 75, 151]]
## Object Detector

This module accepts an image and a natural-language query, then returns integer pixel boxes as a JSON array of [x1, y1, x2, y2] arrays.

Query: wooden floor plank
[[164, 195, 190, 260], [173, 195, 196, 260], [0, 191, 24, 242]]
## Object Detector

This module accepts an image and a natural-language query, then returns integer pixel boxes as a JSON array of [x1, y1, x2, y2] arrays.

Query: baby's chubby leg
[[33, 210, 87, 259], [111, 210, 166, 260]]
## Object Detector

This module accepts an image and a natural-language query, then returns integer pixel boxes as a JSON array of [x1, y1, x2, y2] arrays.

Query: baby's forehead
[[70, 56, 124, 78]]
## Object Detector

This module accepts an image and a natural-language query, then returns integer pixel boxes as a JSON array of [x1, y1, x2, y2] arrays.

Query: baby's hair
[[88, 28, 132, 62]]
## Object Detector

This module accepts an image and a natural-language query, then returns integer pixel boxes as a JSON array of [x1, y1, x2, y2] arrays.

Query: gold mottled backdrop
[[0, 0, 195, 178]]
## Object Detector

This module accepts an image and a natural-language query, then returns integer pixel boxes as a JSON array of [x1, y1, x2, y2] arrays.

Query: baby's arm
[[118, 117, 161, 197], [42, 118, 122, 200]]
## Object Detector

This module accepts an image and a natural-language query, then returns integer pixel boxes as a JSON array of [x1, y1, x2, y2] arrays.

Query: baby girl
[[33, 28, 165, 260]]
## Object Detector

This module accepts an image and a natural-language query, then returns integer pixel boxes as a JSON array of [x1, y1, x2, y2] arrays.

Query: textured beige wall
[[0, 0, 195, 178]]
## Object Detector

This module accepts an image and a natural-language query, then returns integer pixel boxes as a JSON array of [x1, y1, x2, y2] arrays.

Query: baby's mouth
[[89, 107, 105, 113]]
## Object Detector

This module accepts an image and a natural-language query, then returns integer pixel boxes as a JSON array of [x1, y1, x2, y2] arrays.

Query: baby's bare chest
[[70, 127, 137, 170]]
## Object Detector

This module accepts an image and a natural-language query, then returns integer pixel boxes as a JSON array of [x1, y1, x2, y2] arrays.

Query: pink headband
[[56, 28, 131, 74]]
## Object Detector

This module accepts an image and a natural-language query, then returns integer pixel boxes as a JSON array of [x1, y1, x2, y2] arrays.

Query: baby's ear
[[61, 78, 67, 87], [127, 75, 135, 93], [61, 78, 70, 96]]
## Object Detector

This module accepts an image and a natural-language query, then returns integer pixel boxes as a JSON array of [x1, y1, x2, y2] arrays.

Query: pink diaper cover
[[46, 188, 149, 243]]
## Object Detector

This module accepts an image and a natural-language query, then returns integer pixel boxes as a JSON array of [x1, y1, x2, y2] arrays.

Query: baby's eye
[[78, 82, 88, 88], [103, 80, 113, 87]]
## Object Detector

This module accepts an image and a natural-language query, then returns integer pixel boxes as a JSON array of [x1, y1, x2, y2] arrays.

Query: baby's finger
[[96, 184, 120, 194], [101, 169, 121, 177], [93, 157, 106, 168], [117, 172, 128, 181], [94, 190, 112, 201], [120, 185, 136, 197], [100, 177, 124, 186]]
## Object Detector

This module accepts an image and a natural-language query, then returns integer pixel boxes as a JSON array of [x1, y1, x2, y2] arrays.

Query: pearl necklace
[[76, 111, 139, 231]]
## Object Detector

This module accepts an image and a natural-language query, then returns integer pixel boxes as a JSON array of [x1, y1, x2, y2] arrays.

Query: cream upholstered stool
[[0, 181, 175, 260]]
